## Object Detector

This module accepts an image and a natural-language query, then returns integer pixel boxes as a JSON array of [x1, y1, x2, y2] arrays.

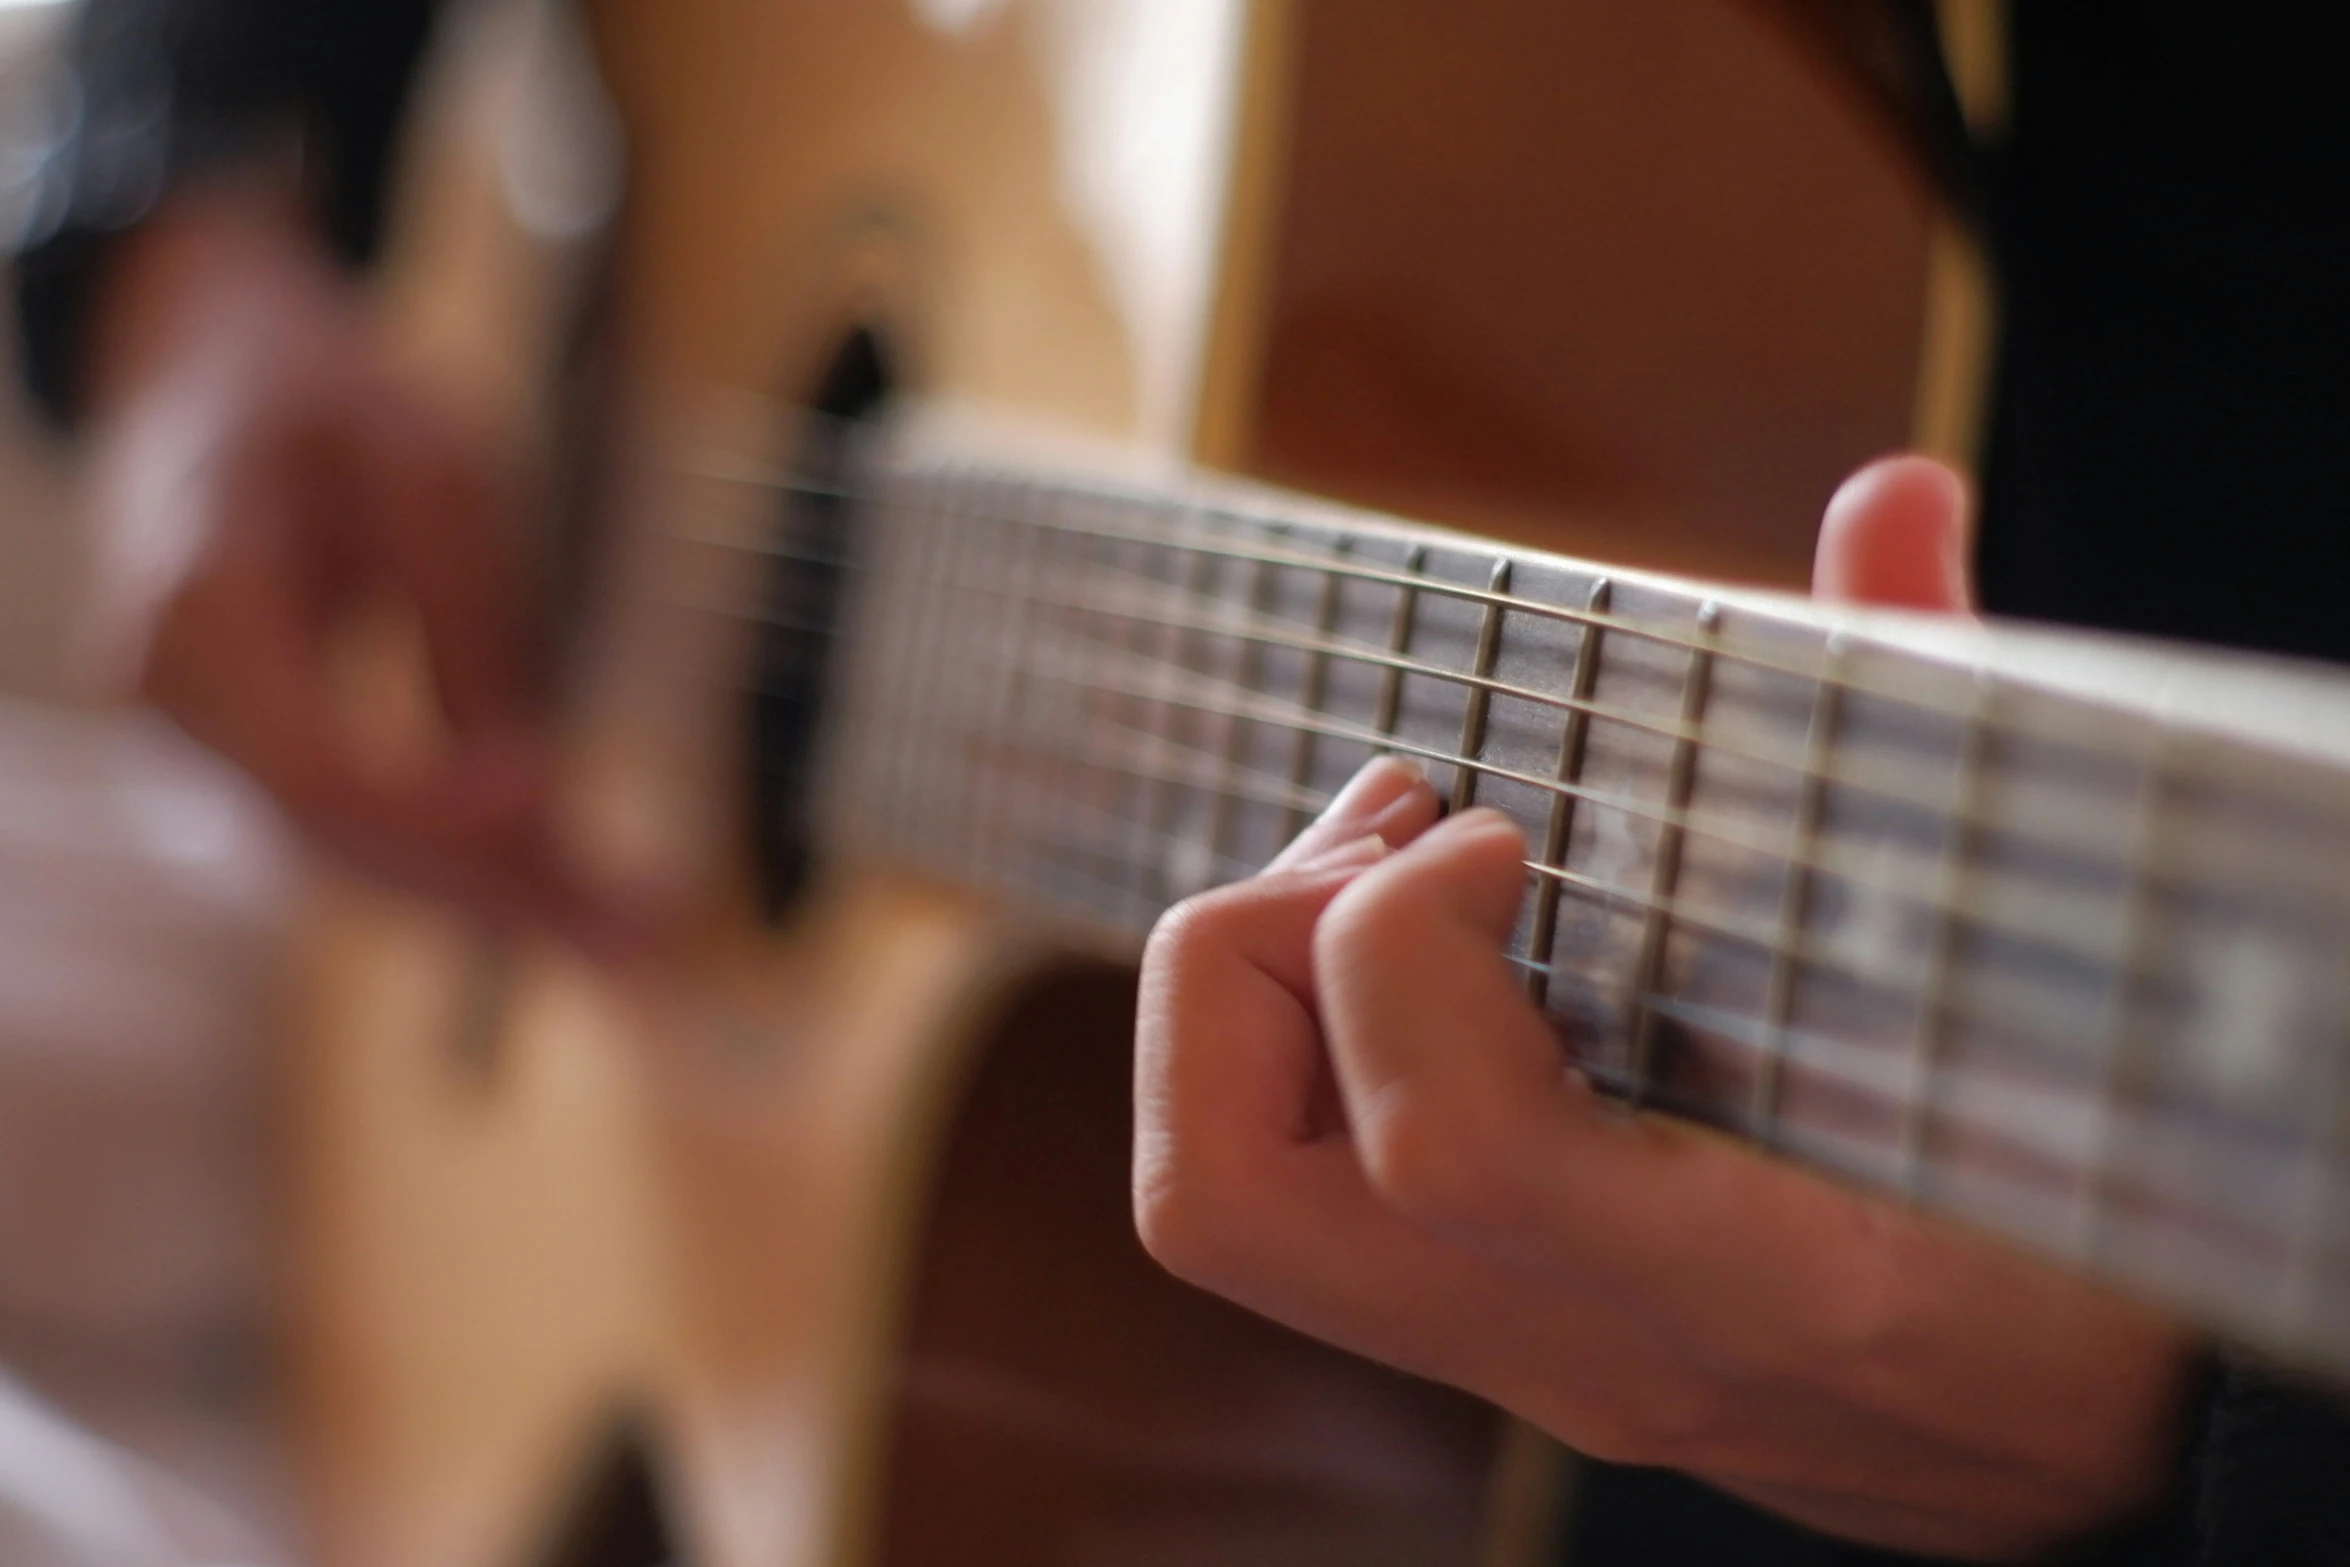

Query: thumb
[[1812, 454, 1975, 613]]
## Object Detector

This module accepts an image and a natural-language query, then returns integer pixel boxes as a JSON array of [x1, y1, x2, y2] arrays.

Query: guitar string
[[674, 460, 2350, 949], [683, 451, 2350, 807], [671, 568, 2206, 998], [911, 634, 2190, 1059], [663, 459, 2347, 1182], [881, 557, 2178, 969], [660, 530, 2226, 935], [907, 770, 2303, 1250], [683, 540, 2347, 1209], [870, 699, 2335, 1255], [629, 436, 2350, 1341], [669, 462, 2350, 878], [723, 532, 2205, 1158], [642, 471, 2350, 1296]]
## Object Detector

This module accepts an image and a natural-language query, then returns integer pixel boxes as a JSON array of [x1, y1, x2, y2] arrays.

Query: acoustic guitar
[[249, 4, 2350, 1567]]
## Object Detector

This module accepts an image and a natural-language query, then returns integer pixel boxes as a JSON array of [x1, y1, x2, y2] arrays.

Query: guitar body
[[281, 4, 1938, 1564]]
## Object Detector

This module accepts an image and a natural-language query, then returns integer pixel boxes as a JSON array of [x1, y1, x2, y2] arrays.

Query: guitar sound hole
[[747, 325, 897, 920], [527, 1413, 680, 1567]]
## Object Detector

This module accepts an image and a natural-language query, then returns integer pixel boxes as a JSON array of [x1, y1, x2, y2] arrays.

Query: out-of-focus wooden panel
[[1244, 0, 1932, 585]]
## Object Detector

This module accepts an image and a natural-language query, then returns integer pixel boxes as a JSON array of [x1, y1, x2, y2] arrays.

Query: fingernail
[[1315, 756, 1429, 833], [1270, 757, 1436, 872]]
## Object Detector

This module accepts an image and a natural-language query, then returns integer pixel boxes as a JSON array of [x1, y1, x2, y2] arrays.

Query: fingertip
[[1321, 805, 1530, 968], [1814, 453, 1974, 613], [1272, 753, 1442, 868], [1426, 805, 1526, 851], [1412, 805, 1530, 882]]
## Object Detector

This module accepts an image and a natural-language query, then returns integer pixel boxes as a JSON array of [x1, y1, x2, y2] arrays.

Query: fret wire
[[761, 472, 2340, 1169], [1373, 544, 1430, 748], [964, 730, 1307, 884], [946, 679, 2062, 1059], [933, 475, 999, 866], [958, 504, 1028, 887], [701, 460, 1790, 687], [1282, 539, 1352, 841], [695, 459, 2350, 811], [986, 495, 1059, 891], [2282, 897, 2350, 1338], [1201, 534, 1283, 881], [878, 679, 2330, 1255], [972, 650, 1782, 961], [883, 485, 959, 851], [893, 488, 953, 860], [1750, 633, 1847, 1146], [815, 470, 887, 860], [981, 625, 2162, 988], [1623, 603, 1721, 1112], [911, 648, 2235, 1164], [939, 491, 1007, 882], [2073, 734, 2170, 1266], [1079, 506, 1166, 926], [1451, 558, 1513, 814], [966, 701, 1785, 966], [1044, 558, 1708, 759], [1897, 672, 1995, 1203], [854, 484, 913, 847], [1141, 516, 1228, 902], [789, 547, 2197, 1017], [979, 703, 1325, 822], [956, 766, 1256, 931], [937, 485, 1000, 877], [1498, 954, 2040, 1150], [1038, 490, 1122, 911], [775, 462, 2350, 1323], [882, 464, 2160, 750], [1526, 578, 1612, 1008], [688, 561, 2241, 899]]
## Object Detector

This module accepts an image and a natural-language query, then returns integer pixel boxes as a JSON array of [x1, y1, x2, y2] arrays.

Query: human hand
[[78, 193, 628, 954], [1134, 456, 2199, 1559]]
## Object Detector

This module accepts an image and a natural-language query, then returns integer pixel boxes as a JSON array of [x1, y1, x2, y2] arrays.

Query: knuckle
[[1315, 863, 1417, 967], [1141, 892, 1213, 968], [1142, 884, 1252, 974], [1131, 1139, 1243, 1293], [1355, 1089, 1508, 1235]]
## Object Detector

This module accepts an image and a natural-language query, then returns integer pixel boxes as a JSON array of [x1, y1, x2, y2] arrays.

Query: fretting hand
[[1133, 456, 2199, 1560]]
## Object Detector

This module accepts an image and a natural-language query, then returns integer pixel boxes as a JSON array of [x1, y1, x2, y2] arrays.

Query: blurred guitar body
[[284, 4, 1941, 1565]]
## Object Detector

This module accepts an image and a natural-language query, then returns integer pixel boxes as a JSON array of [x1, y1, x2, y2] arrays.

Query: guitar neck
[[768, 435, 2350, 1380]]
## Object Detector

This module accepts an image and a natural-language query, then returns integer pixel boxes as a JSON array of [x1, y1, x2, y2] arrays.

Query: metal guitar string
[[634, 445, 2350, 1346]]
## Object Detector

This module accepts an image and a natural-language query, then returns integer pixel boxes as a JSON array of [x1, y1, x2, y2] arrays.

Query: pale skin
[[80, 191, 627, 952], [1134, 456, 2203, 1561]]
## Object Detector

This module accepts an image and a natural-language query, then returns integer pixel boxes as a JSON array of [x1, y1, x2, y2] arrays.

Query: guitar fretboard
[[718, 440, 2350, 1379]]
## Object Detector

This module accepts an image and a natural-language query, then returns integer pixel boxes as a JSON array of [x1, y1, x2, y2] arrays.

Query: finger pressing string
[[1267, 756, 1440, 872]]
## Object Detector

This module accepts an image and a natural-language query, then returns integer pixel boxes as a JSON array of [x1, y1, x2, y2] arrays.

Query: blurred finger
[[1812, 454, 1975, 613], [349, 383, 536, 740], [146, 509, 634, 959]]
